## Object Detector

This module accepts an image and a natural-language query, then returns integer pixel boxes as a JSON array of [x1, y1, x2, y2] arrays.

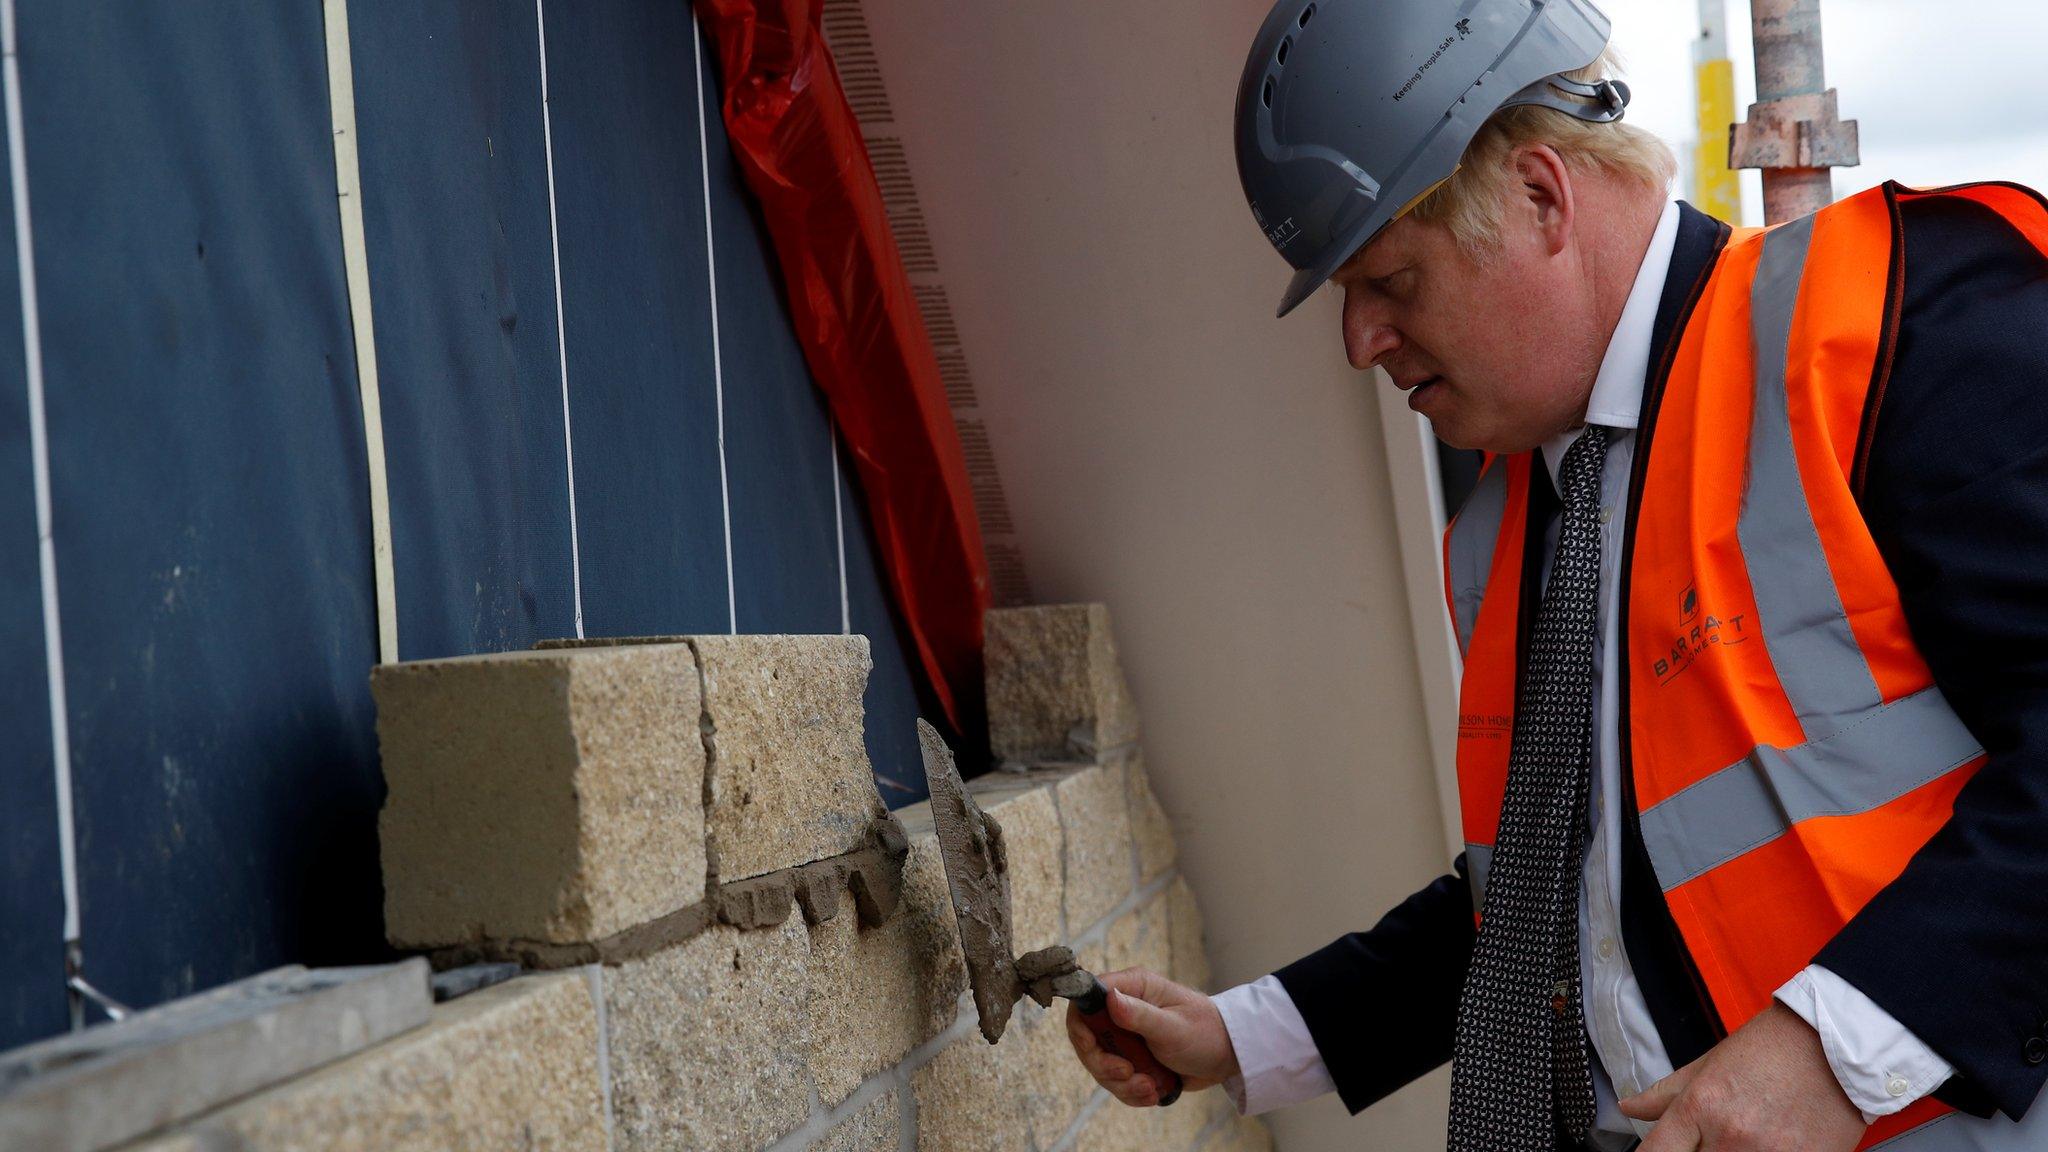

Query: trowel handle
[[1072, 977, 1183, 1107]]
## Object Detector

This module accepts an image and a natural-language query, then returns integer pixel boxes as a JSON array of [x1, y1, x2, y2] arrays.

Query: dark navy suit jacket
[[1273, 188, 2048, 1124]]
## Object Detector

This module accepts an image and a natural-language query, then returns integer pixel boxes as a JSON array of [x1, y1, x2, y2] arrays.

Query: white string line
[[2, 0, 80, 957], [832, 426, 849, 635], [690, 10, 736, 636], [321, 0, 399, 664], [535, 0, 585, 639]]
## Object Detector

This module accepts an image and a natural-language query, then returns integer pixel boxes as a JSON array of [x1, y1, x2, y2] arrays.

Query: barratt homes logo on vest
[[1652, 581, 1748, 685]]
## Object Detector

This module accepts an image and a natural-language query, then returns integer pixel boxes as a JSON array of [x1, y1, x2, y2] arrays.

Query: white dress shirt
[[1212, 201, 1954, 1139]]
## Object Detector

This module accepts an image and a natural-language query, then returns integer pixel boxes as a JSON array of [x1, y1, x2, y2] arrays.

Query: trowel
[[917, 720, 1182, 1106]]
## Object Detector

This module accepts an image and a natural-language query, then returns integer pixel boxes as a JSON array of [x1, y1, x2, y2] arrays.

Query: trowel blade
[[917, 719, 1024, 1043]]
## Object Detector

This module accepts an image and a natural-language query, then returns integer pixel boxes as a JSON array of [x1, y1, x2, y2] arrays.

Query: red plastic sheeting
[[694, 0, 989, 737]]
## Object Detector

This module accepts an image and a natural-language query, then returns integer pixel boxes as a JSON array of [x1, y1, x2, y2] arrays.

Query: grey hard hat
[[1236, 0, 1630, 317]]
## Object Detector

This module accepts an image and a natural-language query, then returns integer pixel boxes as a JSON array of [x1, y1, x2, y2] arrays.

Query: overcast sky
[[1603, 0, 2048, 224]]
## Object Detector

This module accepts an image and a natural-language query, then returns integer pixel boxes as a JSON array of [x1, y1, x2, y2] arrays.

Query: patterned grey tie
[[1448, 426, 1608, 1151]]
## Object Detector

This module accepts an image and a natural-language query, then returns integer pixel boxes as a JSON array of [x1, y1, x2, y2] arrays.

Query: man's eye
[[1369, 266, 1414, 293]]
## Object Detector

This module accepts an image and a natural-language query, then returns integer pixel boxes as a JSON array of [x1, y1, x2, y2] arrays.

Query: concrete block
[[1126, 755, 1178, 881], [0, 960, 431, 1152], [1106, 891, 1171, 977], [985, 604, 1140, 763], [1197, 1085, 1242, 1137], [1071, 1097, 1154, 1152], [691, 634, 886, 882], [1074, 938, 1109, 988], [1166, 876, 1213, 991], [965, 776, 1065, 953], [910, 1029, 1033, 1152], [894, 802, 970, 1019], [1203, 1117, 1276, 1152], [374, 645, 705, 948], [818, 1089, 901, 1152], [805, 904, 965, 1106], [1074, 1091, 1221, 1152], [127, 972, 603, 1152], [1018, 1004, 1097, 1146], [1152, 1082, 1219, 1151], [605, 919, 813, 1152], [1054, 763, 1135, 933]]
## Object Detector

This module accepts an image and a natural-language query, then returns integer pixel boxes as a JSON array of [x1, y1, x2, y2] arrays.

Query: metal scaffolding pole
[[1730, 0, 1859, 223]]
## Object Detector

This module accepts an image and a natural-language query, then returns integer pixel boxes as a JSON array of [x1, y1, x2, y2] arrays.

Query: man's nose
[[1341, 288, 1400, 370]]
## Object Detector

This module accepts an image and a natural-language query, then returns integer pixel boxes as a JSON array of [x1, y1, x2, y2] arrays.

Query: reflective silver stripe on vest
[[1640, 685, 1982, 889], [1465, 841, 1492, 914], [1862, 1076, 2048, 1148], [1737, 213, 1887, 742], [1446, 461, 1510, 657], [1642, 215, 1985, 890]]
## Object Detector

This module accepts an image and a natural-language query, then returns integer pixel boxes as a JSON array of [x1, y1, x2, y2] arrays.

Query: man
[[1062, 0, 2048, 1149]]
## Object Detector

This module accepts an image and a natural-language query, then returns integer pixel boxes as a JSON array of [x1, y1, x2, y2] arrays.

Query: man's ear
[[1511, 144, 1574, 257]]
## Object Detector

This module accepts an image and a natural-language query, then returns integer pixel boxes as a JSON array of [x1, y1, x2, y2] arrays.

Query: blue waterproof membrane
[[0, 0, 942, 1048], [22, 1, 384, 1017], [698, 26, 845, 641], [542, 0, 733, 638], [349, 0, 578, 658], [0, 58, 63, 1049], [837, 448, 937, 804]]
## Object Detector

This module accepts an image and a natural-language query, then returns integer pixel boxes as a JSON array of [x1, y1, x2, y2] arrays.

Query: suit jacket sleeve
[[1817, 190, 2048, 1121], [1271, 855, 1477, 1114]]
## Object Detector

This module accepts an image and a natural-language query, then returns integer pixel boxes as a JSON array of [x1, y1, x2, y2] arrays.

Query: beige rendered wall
[[857, 3, 1458, 1148]]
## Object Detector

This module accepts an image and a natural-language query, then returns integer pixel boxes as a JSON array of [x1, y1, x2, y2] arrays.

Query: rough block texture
[[692, 634, 886, 882], [375, 645, 705, 947], [1055, 764, 1135, 933], [1073, 1097, 1154, 1152], [1166, 876, 1213, 992], [817, 1090, 900, 1152], [806, 906, 963, 1105], [1204, 1116, 1278, 1152], [1126, 755, 1178, 881], [965, 777, 1065, 953], [894, 804, 970, 1019], [128, 973, 604, 1152], [1075, 1090, 1227, 1152], [910, 1029, 1033, 1152], [605, 920, 813, 1152], [1106, 891, 1172, 977], [1018, 1004, 1098, 1145], [985, 605, 1140, 763]]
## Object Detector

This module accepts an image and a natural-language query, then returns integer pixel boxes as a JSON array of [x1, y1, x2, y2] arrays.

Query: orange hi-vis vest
[[1444, 184, 2048, 1149]]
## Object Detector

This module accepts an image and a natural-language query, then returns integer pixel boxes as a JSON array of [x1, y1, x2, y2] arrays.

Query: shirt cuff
[[1774, 964, 1954, 1123], [1211, 974, 1337, 1116]]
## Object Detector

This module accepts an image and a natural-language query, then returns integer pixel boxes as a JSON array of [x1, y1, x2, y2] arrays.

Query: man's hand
[[1619, 1002, 1867, 1151], [1065, 968, 1238, 1107]]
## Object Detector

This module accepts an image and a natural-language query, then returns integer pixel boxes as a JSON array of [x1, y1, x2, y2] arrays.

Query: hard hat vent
[[1261, 77, 1274, 108], [1276, 37, 1291, 65], [1297, 4, 1315, 27]]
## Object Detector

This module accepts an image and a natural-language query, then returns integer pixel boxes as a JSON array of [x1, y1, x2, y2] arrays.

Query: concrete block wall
[[120, 608, 1274, 1152]]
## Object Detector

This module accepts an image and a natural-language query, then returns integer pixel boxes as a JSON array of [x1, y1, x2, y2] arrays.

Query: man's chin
[[1429, 418, 1483, 452], [1431, 419, 1540, 456]]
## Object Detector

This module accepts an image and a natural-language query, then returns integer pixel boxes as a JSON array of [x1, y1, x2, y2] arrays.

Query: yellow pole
[[1692, 0, 1743, 224]]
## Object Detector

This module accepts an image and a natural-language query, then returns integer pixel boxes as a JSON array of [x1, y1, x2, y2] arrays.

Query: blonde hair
[[1407, 48, 1677, 254]]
